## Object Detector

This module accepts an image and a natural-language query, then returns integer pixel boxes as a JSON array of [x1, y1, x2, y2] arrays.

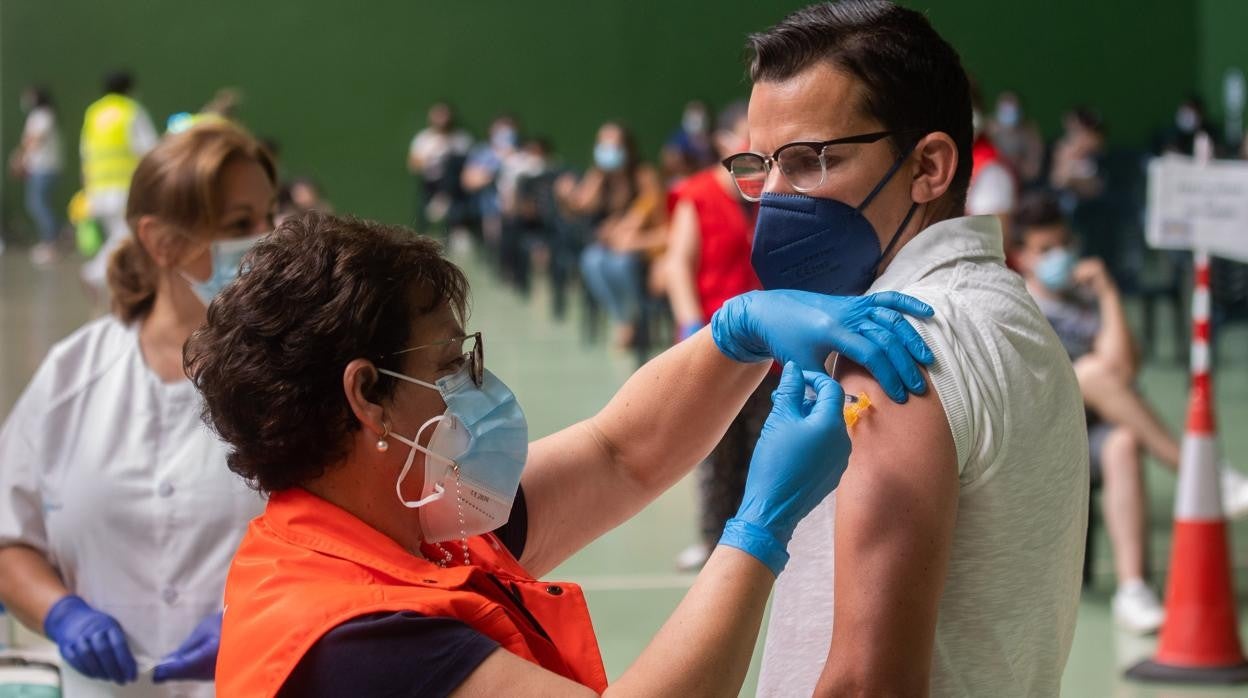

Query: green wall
[[0, 0, 1214, 242], [0, 0, 807, 238], [1198, 0, 1248, 133], [924, 0, 1197, 146]]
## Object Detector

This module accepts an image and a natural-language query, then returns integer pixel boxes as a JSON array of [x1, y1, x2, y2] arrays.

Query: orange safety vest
[[216, 488, 608, 697]]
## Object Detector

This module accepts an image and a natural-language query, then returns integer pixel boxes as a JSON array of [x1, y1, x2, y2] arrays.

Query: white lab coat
[[0, 316, 264, 697]]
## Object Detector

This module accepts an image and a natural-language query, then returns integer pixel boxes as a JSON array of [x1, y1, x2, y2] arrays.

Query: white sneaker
[[1113, 580, 1165, 635], [30, 243, 58, 266], [1221, 465, 1248, 520], [448, 228, 473, 258], [674, 542, 710, 572]]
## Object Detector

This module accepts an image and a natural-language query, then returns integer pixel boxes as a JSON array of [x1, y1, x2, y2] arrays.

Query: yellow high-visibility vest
[[81, 94, 141, 193]]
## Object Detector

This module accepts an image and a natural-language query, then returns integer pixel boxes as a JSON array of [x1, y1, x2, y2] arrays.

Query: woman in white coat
[[0, 122, 274, 696]]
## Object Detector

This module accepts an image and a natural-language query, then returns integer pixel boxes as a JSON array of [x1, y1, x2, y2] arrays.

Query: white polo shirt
[[757, 215, 1088, 697]]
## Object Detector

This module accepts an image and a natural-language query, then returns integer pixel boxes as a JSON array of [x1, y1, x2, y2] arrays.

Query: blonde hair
[[107, 122, 276, 322]]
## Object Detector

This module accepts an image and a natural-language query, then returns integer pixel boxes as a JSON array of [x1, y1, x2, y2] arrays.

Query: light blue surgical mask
[[377, 364, 529, 544], [1036, 247, 1077, 291], [180, 232, 266, 306], [594, 142, 626, 172], [491, 126, 518, 151], [996, 103, 1021, 128], [1176, 107, 1200, 134], [682, 110, 707, 135]]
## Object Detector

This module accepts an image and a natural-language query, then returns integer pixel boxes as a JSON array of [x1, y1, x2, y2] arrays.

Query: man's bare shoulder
[[835, 359, 957, 486]]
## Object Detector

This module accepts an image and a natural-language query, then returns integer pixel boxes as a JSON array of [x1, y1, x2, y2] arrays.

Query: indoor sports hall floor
[[2, 248, 1247, 697]]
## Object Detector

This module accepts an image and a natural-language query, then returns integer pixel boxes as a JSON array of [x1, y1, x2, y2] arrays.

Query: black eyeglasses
[[721, 131, 906, 202], [385, 332, 484, 387]]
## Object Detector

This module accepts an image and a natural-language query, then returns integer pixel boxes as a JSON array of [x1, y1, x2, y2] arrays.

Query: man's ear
[[344, 358, 387, 437], [909, 132, 959, 206]]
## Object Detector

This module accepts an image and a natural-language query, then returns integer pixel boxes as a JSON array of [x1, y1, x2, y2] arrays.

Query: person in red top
[[967, 91, 1018, 230], [967, 87, 1019, 269], [666, 101, 778, 570], [186, 212, 935, 697], [668, 101, 761, 339]]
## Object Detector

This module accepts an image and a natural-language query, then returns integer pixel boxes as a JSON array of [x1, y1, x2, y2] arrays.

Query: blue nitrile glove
[[44, 595, 138, 684], [711, 289, 936, 403], [152, 611, 222, 682], [719, 362, 852, 575], [678, 321, 705, 341]]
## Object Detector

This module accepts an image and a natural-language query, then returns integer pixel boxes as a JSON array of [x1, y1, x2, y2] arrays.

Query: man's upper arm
[[815, 361, 960, 696]]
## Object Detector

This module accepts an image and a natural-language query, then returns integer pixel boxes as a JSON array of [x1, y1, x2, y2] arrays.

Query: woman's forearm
[[567, 173, 605, 214], [667, 260, 705, 328], [0, 544, 69, 634], [606, 546, 774, 697], [666, 201, 705, 327], [592, 331, 768, 492], [519, 332, 767, 576]]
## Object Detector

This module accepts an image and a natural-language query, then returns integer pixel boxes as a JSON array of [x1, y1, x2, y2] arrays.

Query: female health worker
[[185, 211, 937, 696], [0, 123, 276, 697]]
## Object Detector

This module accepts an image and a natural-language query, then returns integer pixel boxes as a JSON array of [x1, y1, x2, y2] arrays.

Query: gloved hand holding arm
[[455, 363, 859, 696], [711, 289, 935, 403], [153, 611, 222, 682], [718, 362, 852, 575], [43, 594, 138, 685]]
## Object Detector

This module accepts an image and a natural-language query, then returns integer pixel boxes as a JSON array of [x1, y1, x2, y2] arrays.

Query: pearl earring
[[376, 420, 391, 452]]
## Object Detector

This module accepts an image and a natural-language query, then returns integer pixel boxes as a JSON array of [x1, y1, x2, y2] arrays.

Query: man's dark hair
[[747, 0, 973, 212], [102, 70, 134, 95], [27, 85, 54, 111], [1012, 191, 1067, 246], [1014, 191, 1064, 229], [524, 136, 553, 156], [1068, 105, 1104, 134]]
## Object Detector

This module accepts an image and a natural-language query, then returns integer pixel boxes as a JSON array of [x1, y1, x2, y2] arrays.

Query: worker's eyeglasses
[[385, 332, 484, 387], [721, 131, 906, 202]]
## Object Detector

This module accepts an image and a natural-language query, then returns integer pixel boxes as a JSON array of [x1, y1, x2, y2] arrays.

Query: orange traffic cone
[[1127, 252, 1248, 684]]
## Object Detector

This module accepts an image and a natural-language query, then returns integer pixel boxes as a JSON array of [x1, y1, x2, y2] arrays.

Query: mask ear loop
[[392, 414, 454, 508], [856, 138, 923, 276], [377, 368, 440, 391], [874, 202, 921, 274], [376, 368, 454, 508], [857, 139, 921, 212]]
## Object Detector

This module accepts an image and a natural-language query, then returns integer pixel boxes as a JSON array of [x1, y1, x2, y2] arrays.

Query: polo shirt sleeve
[[899, 288, 978, 479], [904, 282, 1033, 487]]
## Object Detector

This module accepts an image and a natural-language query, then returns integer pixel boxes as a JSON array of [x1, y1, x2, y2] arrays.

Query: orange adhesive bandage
[[843, 392, 872, 429]]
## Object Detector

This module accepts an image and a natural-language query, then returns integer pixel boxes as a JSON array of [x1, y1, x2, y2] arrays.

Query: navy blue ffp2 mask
[[750, 150, 920, 296]]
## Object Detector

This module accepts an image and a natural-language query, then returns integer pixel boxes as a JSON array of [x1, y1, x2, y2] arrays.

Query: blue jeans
[[580, 243, 642, 324], [25, 171, 60, 243]]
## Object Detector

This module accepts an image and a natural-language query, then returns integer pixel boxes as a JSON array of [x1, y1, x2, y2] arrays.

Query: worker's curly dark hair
[[184, 211, 469, 493]]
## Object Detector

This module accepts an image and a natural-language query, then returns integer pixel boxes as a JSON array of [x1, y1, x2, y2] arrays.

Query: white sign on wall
[[1146, 154, 1248, 263]]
